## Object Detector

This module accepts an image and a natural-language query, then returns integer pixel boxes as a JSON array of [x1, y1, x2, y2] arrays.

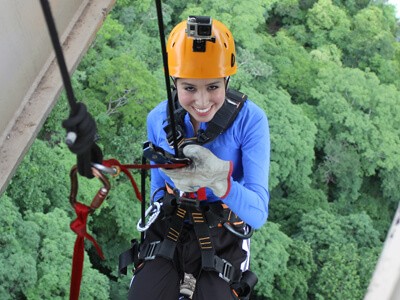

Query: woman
[[128, 16, 270, 300]]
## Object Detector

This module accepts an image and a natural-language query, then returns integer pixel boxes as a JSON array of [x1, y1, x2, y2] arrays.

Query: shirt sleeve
[[222, 103, 270, 229], [147, 102, 168, 202]]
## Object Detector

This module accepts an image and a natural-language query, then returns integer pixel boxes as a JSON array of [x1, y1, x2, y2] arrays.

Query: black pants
[[128, 215, 247, 300]]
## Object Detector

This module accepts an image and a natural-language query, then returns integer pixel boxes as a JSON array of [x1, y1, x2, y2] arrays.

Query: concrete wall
[[0, 0, 115, 195], [0, 0, 84, 144]]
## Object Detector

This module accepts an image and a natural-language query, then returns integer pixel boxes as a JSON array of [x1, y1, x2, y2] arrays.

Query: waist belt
[[164, 183, 244, 228]]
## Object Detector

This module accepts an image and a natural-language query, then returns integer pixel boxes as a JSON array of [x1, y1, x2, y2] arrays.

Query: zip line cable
[[155, 0, 180, 158]]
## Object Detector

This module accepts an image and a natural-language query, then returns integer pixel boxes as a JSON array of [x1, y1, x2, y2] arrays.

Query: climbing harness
[[136, 189, 248, 282]]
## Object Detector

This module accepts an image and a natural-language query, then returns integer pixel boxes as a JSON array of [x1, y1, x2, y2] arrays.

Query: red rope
[[102, 158, 187, 202], [68, 158, 186, 299], [69, 203, 104, 300]]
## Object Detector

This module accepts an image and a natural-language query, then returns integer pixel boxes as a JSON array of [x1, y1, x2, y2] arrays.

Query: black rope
[[140, 156, 147, 243], [155, 0, 180, 157], [39, 0, 79, 115]]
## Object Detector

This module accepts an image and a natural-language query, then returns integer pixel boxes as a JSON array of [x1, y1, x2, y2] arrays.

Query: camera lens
[[197, 25, 211, 36]]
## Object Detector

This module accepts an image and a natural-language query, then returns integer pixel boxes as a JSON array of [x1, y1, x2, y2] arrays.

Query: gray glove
[[162, 144, 232, 198]]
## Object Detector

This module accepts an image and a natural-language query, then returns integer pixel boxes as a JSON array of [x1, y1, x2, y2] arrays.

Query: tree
[[256, 87, 317, 191], [271, 239, 316, 300], [312, 65, 400, 209], [306, 0, 351, 48], [251, 222, 292, 298], [313, 243, 363, 300], [269, 186, 329, 236], [24, 208, 110, 299], [342, 5, 399, 79], [297, 209, 381, 298], [5, 139, 72, 214], [0, 195, 39, 299], [90, 180, 142, 274]]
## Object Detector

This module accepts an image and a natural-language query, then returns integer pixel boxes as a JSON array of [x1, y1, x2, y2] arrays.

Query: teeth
[[194, 107, 211, 113]]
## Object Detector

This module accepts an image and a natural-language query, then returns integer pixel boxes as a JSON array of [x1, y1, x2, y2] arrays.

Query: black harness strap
[[197, 89, 247, 144], [138, 204, 187, 261], [190, 208, 242, 283], [191, 211, 215, 270], [157, 205, 187, 259]]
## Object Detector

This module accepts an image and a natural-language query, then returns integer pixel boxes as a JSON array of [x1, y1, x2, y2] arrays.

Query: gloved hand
[[162, 144, 233, 198], [62, 102, 103, 178]]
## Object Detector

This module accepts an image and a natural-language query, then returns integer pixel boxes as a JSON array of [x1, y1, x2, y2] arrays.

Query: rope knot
[[70, 203, 91, 236]]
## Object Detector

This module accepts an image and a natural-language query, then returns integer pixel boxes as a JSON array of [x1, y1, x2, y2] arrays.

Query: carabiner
[[69, 165, 111, 211], [92, 162, 119, 175], [223, 223, 254, 239], [137, 202, 162, 232]]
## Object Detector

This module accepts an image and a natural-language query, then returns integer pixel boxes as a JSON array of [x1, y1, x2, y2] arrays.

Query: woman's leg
[[192, 271, 239, 300], [128, 257, 180, 300], [186, 223, 247, 300]]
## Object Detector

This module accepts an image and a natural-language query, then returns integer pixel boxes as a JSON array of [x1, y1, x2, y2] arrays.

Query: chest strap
[[164, 88, 247, 148]]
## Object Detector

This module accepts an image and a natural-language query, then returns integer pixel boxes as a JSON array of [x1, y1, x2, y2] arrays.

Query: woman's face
[[175, 78, 226, 128], [175, 78, 225, 129]]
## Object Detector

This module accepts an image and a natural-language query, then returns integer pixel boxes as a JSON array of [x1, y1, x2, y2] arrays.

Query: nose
[[195, 89, 210, 107]]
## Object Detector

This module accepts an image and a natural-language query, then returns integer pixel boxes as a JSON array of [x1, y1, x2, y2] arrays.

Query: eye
[[184, 86, 196, 92], [208, 85, 220, 91]]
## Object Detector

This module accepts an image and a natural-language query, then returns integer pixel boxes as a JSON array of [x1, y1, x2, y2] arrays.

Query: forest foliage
[[1, 0, 400, 299]]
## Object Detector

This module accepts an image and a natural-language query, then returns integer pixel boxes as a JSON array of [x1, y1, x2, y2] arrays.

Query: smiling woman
[[128, 15, 270, 300]]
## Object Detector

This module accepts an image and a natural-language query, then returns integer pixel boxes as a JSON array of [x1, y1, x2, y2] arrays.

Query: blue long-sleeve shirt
[[147, 99, 270, 229]]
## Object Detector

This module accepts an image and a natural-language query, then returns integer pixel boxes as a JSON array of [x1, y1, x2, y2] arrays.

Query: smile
[[194, 107, 211, 113]]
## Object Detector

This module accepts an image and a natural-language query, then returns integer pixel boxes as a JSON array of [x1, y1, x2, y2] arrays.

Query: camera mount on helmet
[[186, 16, 216, 52]]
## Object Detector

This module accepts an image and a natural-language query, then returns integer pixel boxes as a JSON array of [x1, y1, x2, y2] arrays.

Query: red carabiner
[[69, 165, 111, 211]]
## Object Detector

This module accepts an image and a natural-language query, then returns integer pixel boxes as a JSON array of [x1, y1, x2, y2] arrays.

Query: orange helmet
[[167, 16, 237, 78]]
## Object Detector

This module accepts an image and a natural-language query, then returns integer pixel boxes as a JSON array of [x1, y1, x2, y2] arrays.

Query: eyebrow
[[180, 81, 222, 86]]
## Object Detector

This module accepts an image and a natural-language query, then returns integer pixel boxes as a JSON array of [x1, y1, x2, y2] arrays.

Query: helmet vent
[[231, 53, 235, 67], [224, 42, 227, 48]]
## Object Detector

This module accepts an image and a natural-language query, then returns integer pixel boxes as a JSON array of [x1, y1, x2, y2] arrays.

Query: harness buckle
[[217, 258, 234, 283], [177, 196, 200, 207], [144, 241, 160, 260]]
